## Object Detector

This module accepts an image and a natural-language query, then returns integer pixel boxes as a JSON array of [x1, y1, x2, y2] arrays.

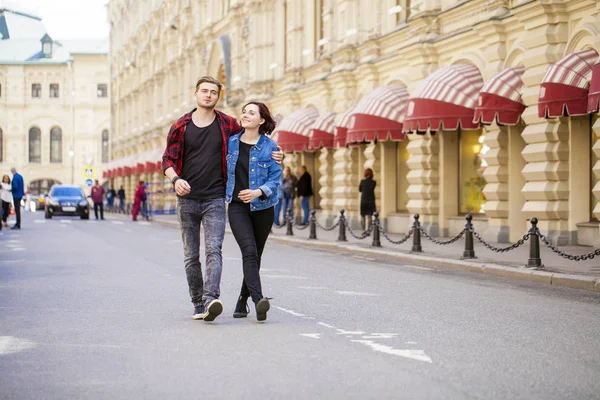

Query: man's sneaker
[[233, 296, 249, 318], [202, 299, 223, 322], [192, 304, 205, 320], [255, 298, 271, 322]]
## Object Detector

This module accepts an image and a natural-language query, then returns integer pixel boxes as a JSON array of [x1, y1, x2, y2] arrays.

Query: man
[[90, 180, 105, 220], [10, 168, 24, 230], [163, 76, 282, 322], [106, 187, 116, 209], [118, 186, 125, 213], [296, 166, 313, 225]]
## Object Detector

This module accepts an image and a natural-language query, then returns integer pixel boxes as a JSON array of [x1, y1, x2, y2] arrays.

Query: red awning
[[271, 108, 319, 152], [102, 171, 107, 179], [145, 161, 157, 173], [538, 49, 598, 118], [136, 163, 144, 174], [587, 57, 600, 113], [309, 112, 336, 150], [346, 85, 408, 144], [403, 64, 484, 133], [334, 107, 355, 148], [474, 66, 526, 126], [123, 166, 133, 176]]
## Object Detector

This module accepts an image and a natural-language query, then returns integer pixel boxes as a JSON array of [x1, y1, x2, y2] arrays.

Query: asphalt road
[[1, 211, 599, 400]]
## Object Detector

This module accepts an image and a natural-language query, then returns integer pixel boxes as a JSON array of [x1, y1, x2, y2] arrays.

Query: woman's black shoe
[[255, 298, 271, 322], [233, 296, 249, 318]]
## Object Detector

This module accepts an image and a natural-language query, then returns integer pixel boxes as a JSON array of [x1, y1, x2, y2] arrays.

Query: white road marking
[[262, 274, 308, 280], [362, 334, 398, 339], [334, 291, 379, 296], [60, 220, 72, 224], [87, 220, 97, 224], [406, 342, 418, 345], [6, 243, 19, 248], [0, 336, 37, 355], [317, 322, 336, 329], [139, 221, 151, 226], [11, 247, 25, 251], [273, 306, 307, 317], [260, 268, 290, 272], [302, 316, 316, 320], [7, 240, 20, 243], [351, 340, 432, 363], [170, 239, 180, 243], [352, 255, 376, 261], [298, 286, 329, 290], [299, 333, 321, 339], [336, 329, 365, 335], [3, 259, 26, 263], [111, 221, 124, 225], [34, 220, 46, 224], [403, 265, 433, 271]]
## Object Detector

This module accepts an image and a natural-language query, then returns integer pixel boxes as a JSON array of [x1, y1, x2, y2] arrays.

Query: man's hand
[[174, 179, 191, 196], [238, 189, 261, 203], [272, 145, 284, 164]]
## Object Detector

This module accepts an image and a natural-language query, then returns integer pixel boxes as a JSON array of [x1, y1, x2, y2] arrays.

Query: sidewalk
[[138, 213, 600, 293]]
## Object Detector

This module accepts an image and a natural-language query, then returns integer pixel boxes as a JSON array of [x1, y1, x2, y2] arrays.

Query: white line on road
[[403, 265, 433, 271], [299, 333, 321, 339], [273, 306, 307, 317], [350, 340, 432, 363], [87, 220, 97, 224], [3, 259, 25, 263], [317, 322, 336, 329], [406, 342, 418, 345], [139, 221, 151, 226], [334, 291, 379, 296], [11, 247, 25, 251], [298, 286, 329, 290], [60, 220, 72, 224], [34, 220, 46, 224], [336, 329, 365, 335], [111, 221, 124, 225], [7, 240, 20, 243], [362, 334, 398, 339], [0, 336, 37, 355], [262, 274, 308, 280]]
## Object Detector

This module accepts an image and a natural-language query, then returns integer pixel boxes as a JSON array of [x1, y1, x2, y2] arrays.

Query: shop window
[[50, 127, 62, 163], [29, 127, 41, 163], [459, 130, 487, 214]]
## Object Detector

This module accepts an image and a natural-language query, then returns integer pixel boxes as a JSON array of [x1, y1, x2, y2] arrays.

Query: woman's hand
[[238, 189, 262, 203], [272, 145, 284, 164]]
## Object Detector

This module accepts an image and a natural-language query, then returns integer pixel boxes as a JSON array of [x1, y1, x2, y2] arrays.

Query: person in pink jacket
[[132, 180, 146, 221]]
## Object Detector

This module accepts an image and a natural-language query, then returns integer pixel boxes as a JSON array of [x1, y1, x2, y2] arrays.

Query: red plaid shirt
[[162, 109, 241, 185]]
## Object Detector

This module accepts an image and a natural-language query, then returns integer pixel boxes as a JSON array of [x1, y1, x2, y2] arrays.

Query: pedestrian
[[132, 180, 146, 221], [106, 187, 116, 209], [0, 174, 12, 229], [118, 186, 125, 213], [296, 165, 313, 225], [10, 167, 24, 230], [359, 168, 377, 231], [162, 76, 283, 321], [91, 179, 105, 220], [226, 101, 282, 321], [281, 167, 296, 221]]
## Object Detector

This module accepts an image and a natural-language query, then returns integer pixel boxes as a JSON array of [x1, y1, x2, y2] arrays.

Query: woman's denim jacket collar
[[225, 130, 282, 211]]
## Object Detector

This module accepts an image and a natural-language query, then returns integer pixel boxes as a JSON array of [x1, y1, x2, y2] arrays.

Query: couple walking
[[163, 76, 282, 322]]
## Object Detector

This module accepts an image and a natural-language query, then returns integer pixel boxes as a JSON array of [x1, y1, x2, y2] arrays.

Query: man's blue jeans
[[282, 194, 294, 220], [274, 197, 283, 225], [119, 198, 124, 212], [301, 196, 310, 224], [177, 197, 226, 308]]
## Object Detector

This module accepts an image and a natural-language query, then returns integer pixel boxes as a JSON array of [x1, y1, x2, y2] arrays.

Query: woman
[[359, 168, 376, 231], [225, 101, 282, 321], [1, 175, 12, 228], [132, 180, 146, 221], [281, 167, 296, 220]]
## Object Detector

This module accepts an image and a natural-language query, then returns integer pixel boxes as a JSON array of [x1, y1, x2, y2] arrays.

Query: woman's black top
[[232, 141, 252, 203], [359, 177, 376, 206]]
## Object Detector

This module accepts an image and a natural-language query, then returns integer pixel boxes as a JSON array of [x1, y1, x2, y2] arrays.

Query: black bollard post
[[286, 209, 294, 236], [526, 217, 544, 269], [411, 213, 422, 252], [309, 209, 317, 240], [462, 214, 476, 259], [337, 209, 347, 242], [371, 211, 381, 247]]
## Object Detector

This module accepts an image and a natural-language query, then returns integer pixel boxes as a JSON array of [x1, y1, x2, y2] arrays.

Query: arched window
[[102, 129, 109, 163], [50, 127, 62, 163], [29, 127, 41, 163]]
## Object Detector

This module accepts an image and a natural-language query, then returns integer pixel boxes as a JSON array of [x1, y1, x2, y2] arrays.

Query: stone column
[[439, 130, 459, 237], [363, 142, 381, 204], [379, 141, 397, 229], [318, 147, 334, 213], [406, 133, 439, 236], [593, 118, 600, 246], [333, 146, 359, 216], [568, 116, 591, 243]]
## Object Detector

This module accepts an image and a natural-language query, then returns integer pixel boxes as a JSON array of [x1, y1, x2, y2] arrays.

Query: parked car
[[30, 194, 47, 211], [44, 185, 90, 219]]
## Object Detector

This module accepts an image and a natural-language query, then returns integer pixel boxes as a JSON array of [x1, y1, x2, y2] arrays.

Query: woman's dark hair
[[242, 101, 277, 135], [364, 168, 374, 178], [2, 174, 10, 184]]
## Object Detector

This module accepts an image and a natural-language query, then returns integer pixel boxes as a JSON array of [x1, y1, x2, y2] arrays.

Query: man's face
[[195, 82, 220, 110], [94, 180, 99, 186]]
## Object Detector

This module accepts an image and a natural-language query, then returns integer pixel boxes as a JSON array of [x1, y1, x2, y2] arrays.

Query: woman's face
[[240, 104, 264, 130], [2, 176, 8, 183]]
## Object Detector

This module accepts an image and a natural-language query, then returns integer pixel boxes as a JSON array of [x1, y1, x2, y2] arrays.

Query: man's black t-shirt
[[232, 141, 251, 203], [180, 118, 224, 200]]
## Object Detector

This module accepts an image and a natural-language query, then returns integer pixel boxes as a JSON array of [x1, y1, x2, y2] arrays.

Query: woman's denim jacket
[[225, 131, 282, 211]]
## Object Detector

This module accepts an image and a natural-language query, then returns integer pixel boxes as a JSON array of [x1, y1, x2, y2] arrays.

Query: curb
[[143, 215, 600, 294]]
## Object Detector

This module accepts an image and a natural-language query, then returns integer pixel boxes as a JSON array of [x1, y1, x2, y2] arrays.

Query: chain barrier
[[419, 226, 465, 245], [293, 221, 310, 230], [471, 229, 530, 253], [342, 217, 373, 240], [377, 220, 414, 245], [536, 231, 600, 261], [315, 218, 341, 231]]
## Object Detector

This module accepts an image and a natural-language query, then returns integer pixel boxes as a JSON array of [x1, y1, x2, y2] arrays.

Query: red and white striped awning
[[538, 49, 598, 118], [587, 56, 600, 113], [309, 112, 336, 150], [346, 85, 408, 144], [334, 107, 355, 148], [403, 64, 484, 133], [474, 66, 526, 126], [271, 108, 319, 152]]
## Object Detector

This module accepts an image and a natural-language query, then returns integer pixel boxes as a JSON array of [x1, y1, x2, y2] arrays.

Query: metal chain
[[378, 222, 414, 245], [419, 226, 465, 245], [315, 218, 341, 231], [471, 228, 530, 252], [342, 216, 373, 239], [536, 231, 600, 261], [293, 221, 310, 230]]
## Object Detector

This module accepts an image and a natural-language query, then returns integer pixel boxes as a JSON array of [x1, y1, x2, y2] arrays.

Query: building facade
[[0, 4, 110, 196], [107, 0, 600, 246]]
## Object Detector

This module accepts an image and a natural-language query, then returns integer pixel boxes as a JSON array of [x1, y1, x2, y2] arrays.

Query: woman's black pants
[[228, 202, 274, 303]]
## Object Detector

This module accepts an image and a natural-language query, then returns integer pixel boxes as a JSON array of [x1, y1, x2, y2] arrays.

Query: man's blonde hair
[[195, 76, 222, 95]]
